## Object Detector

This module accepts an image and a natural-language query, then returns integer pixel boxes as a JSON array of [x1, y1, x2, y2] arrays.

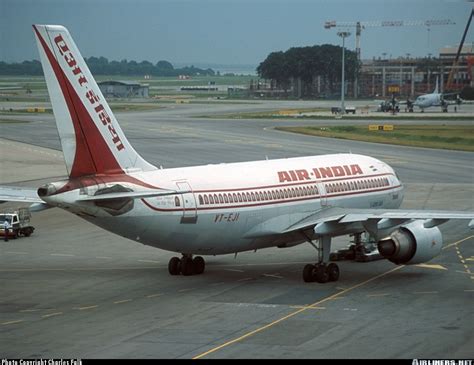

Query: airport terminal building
[[358, 43, 474, 98]]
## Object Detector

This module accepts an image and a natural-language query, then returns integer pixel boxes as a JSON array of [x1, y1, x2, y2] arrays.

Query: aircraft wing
[[246, 207, 474, 238], [281, 207, 474, 235]]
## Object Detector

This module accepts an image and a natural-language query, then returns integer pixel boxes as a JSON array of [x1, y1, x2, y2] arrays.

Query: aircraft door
[[176, 181, 198, 223], [317, 182, 329, 207]]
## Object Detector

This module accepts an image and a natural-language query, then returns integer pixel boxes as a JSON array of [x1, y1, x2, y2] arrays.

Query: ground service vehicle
[[0, 208, 35, 238]]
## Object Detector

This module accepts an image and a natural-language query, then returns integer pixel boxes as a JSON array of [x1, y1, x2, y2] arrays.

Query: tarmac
[[0, 100, 473, 358]]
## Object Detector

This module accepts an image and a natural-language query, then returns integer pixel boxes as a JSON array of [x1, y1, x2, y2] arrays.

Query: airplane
[[412, 77, 464, 112], [378, 85, 465, 114], [1, 24, 473, 283]]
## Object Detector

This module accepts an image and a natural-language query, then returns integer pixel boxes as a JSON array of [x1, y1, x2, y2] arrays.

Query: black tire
[[168, 257, 181, 275], [303, 264, 315, 282], [24, 228, 32, 237], [326, 263, 340, 282], [181, 257, 194, 276], [193, 256, 205, 275], [314, 264, 329, 283]]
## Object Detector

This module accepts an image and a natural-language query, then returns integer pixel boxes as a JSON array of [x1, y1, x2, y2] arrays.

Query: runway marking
[[193, 265, 405, 359], [343, 308, 358, 311], [178, 288, 194, 293], [114, 299, 132, 304], [415, 263, 447, 271], [19, 309, 41, 313], [237, 277, 253, 282], [466, 257, 474, 262], [76, 305, 98, 311], [50, 253, 75, 257], [210, 282, 225, 286], [443, 235, 474, 250], [5, 251, 28, 254], [146, 293, 162, 298], [96, 256, 112, 259], [464, 289, 474, 292], [42, 312, 62, 318], [0, 266, 159, 272], [214, 261, 309, 268], [454, 240, 473, 280], [413, 291, 438, 294], [262, 274, 284, 279], [456, 270, 472, 275], [367, 293, 390, 297], [224, 269, 244, 273], [138, 259, 160, 264], [290, 306, 326, 310], [1, 320, 24, 326]]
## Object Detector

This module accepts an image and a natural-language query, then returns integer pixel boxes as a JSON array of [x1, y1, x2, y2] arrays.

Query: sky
[[1, 0, 473, 70]]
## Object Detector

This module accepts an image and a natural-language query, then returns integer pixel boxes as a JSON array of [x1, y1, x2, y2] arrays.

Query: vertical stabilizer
[[33, 25, 156, 178]]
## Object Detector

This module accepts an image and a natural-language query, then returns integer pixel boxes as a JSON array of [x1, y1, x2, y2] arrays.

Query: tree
[[257, 44, 358, 98]]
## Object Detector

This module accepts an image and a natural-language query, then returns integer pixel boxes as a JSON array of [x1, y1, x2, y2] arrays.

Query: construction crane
[[446, 9, 473, 91], [324, 19, 456, 97]]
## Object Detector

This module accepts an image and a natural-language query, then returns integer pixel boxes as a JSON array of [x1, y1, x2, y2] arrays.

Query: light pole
[[337, 31, 351, 115]]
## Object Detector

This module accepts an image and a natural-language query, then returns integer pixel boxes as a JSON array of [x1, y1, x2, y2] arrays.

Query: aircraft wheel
[[168, 257, 181, 275], [181, 256, 194, 276], [314, 264, 329, 283], [303, 264, 315, 282], [193, 256, 205, 275], [326, 263, 340, 282]]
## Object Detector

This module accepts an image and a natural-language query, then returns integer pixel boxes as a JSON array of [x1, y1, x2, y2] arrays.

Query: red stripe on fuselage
[[33, 26, 123, 178], [142, 185, 402, 212]]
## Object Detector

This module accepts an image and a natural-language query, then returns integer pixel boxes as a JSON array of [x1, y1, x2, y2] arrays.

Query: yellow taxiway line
[[193, 234, 473, 359]]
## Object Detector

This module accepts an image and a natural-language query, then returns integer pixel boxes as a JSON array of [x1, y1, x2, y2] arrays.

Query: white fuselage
[[414, 93, 442, 110], [44, 153, 404, 255]]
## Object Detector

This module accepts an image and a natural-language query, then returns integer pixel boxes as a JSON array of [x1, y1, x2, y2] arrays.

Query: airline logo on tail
[[54, 34, 124, 152], [33, 25, 157, 178]]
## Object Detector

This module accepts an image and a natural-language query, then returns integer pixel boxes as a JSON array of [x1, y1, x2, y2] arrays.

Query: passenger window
[[175, 196, 181, 207]]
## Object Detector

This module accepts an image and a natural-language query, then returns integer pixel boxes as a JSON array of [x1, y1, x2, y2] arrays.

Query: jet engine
[[377, 220, 442, 265]]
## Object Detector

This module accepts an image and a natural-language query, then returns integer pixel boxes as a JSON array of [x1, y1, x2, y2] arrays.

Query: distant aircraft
[[412, 77, 464, 112], [1, 25, 473, 283]]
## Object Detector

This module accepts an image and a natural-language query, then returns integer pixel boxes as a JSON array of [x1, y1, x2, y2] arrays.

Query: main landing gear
[[168, 254, 205, 276], [302, 235, 340, 283]]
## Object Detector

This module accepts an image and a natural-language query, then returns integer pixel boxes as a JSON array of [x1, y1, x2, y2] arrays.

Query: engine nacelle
[[377, 220, 443, 265]]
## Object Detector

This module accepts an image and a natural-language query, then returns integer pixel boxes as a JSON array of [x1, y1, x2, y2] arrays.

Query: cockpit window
[[0, 215, 11, 224]]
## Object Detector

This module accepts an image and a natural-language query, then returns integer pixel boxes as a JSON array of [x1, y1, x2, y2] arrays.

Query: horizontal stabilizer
[[0, 186, 44, 204], [76, 189, 187, 202]]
